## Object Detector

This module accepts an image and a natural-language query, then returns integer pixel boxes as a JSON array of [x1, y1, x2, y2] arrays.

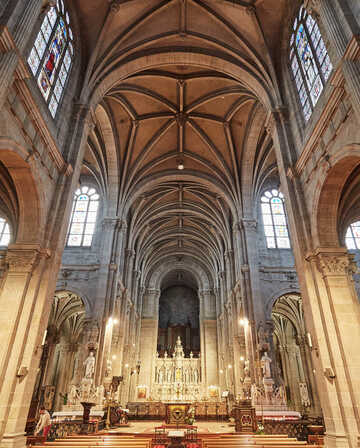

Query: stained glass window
[[0, 218, 11, 246], [290, 6, 332, 121], [67, 186, 99, 247], [261, 190, 290, 249], [28, 0, 74, 118], [345, 221, 360, 250]]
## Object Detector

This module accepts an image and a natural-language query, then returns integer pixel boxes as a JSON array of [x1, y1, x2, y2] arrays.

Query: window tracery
[[67, 186, 99, 247], [345, 221, 360, 250], [27, 0, 74, 118], [261, 190, 290, 249], [0, 218, 11, 246], [290, 6, 332, 121]]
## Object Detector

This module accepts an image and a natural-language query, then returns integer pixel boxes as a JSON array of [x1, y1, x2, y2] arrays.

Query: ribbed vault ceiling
[[79, 0, 284, 287]]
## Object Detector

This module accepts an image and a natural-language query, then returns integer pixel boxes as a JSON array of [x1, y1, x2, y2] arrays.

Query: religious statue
[[83, 351, 95, 379], [158, 368, 164, 384], [193, 368, 199, 384], [184, 368, 190, 383], [275, 384, 286, 406], [251, 383, 262, 405], [69, 384, 79, 405], [260, 352, 272, 379], [166, 367, 172, 383]]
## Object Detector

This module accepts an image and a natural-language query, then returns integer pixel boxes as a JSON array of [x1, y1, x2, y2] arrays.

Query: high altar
[[152, 337, 201, 402]]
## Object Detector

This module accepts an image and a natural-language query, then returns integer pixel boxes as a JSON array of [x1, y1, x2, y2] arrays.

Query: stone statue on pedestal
[[261, 352, 272, 378], [83, 351, 95, 379]]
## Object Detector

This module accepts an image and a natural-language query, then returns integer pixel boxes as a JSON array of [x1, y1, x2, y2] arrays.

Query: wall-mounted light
[[240, 356, 244, 361], [228, 364, 232, 369], [239, 318, 249, 327]]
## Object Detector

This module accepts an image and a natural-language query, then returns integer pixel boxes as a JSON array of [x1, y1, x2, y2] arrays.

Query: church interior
[[0, 0, 360, 447]]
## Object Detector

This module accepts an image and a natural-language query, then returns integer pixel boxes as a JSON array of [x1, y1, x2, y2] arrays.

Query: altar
[[165, 403, 190, 424], [152, 336, 202, 402]]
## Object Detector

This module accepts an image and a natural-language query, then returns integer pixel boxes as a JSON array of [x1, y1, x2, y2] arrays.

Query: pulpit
[[233, 399, 257, 434]]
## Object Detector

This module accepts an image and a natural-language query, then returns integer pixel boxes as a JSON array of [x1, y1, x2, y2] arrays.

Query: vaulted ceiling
[[77, 0, 289, 288]]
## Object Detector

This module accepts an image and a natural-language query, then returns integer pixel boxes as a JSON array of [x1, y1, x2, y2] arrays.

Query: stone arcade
[[0, 1, 360, 448]]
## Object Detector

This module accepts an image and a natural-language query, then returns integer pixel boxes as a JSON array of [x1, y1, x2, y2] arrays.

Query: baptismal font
[[153, 336, 201, 402]]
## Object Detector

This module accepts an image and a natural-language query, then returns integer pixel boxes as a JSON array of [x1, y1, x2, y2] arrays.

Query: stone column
[[53, 344, 72, 411], [305, 248, 360, 448], [137, 289, 160, 400]]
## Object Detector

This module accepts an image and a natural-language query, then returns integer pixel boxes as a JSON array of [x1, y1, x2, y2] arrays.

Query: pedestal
[[80, 402, 96, 434], [233, 399, 257, 434]]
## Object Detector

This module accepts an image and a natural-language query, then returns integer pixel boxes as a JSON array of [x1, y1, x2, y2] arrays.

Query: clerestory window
[[0, 218, 11, 247], [261, 190, 290, 249], [290, 6, 332, 122], [345, 221, 360, 250], [27, 0, 74, 118], [67, 186, 99, 247]]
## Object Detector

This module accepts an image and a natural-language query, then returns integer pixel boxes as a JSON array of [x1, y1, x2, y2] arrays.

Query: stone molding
[[308, 248, 357, 276], [5, 246, 50, 273]]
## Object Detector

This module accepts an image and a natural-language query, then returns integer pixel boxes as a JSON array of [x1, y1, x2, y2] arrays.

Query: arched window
[[345, 221, 360, 250], [27, 0, 74, 118], [0, 218, 11, 246], [261, 190, 290, 249], [290, 6, 332, 121], [67, 186, 99, 247]]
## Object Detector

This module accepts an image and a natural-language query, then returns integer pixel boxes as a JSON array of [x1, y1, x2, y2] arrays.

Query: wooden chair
[[152, 427, 168, 448], [184, 427, 200, 448]]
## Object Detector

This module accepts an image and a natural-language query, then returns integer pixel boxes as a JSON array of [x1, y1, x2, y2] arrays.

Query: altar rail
[[263, 420, 308, 440], [47, 420, 105, 441], [127, 402, 227, 420]]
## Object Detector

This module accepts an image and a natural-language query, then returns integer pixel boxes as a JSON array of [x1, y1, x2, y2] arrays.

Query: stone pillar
[[0, 245, 52, 448], [53, 344, 72, 411], [305, 248, 360, 448]]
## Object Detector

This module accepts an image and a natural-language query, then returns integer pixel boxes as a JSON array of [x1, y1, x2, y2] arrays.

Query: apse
[[157, 270, 200, 356]]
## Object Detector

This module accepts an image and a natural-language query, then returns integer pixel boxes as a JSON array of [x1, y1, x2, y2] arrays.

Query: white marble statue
[[193, 368, 199, 384], [83, 351, 95, 379], [166, 367, 172, 383], [261, 352, 272, 379]]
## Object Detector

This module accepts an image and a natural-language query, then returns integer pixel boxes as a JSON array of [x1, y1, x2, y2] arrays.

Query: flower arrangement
[[256, 422, 265, 435], [59, 392, 68, 405], [185, 407, 196, 425]]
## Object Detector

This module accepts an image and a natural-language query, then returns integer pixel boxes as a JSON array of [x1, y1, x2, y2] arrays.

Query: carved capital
[[5, 246, 47, 273], [241, 218, 257, 231], [303, 0, 321, 16], [310, 248, 357, 276]]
